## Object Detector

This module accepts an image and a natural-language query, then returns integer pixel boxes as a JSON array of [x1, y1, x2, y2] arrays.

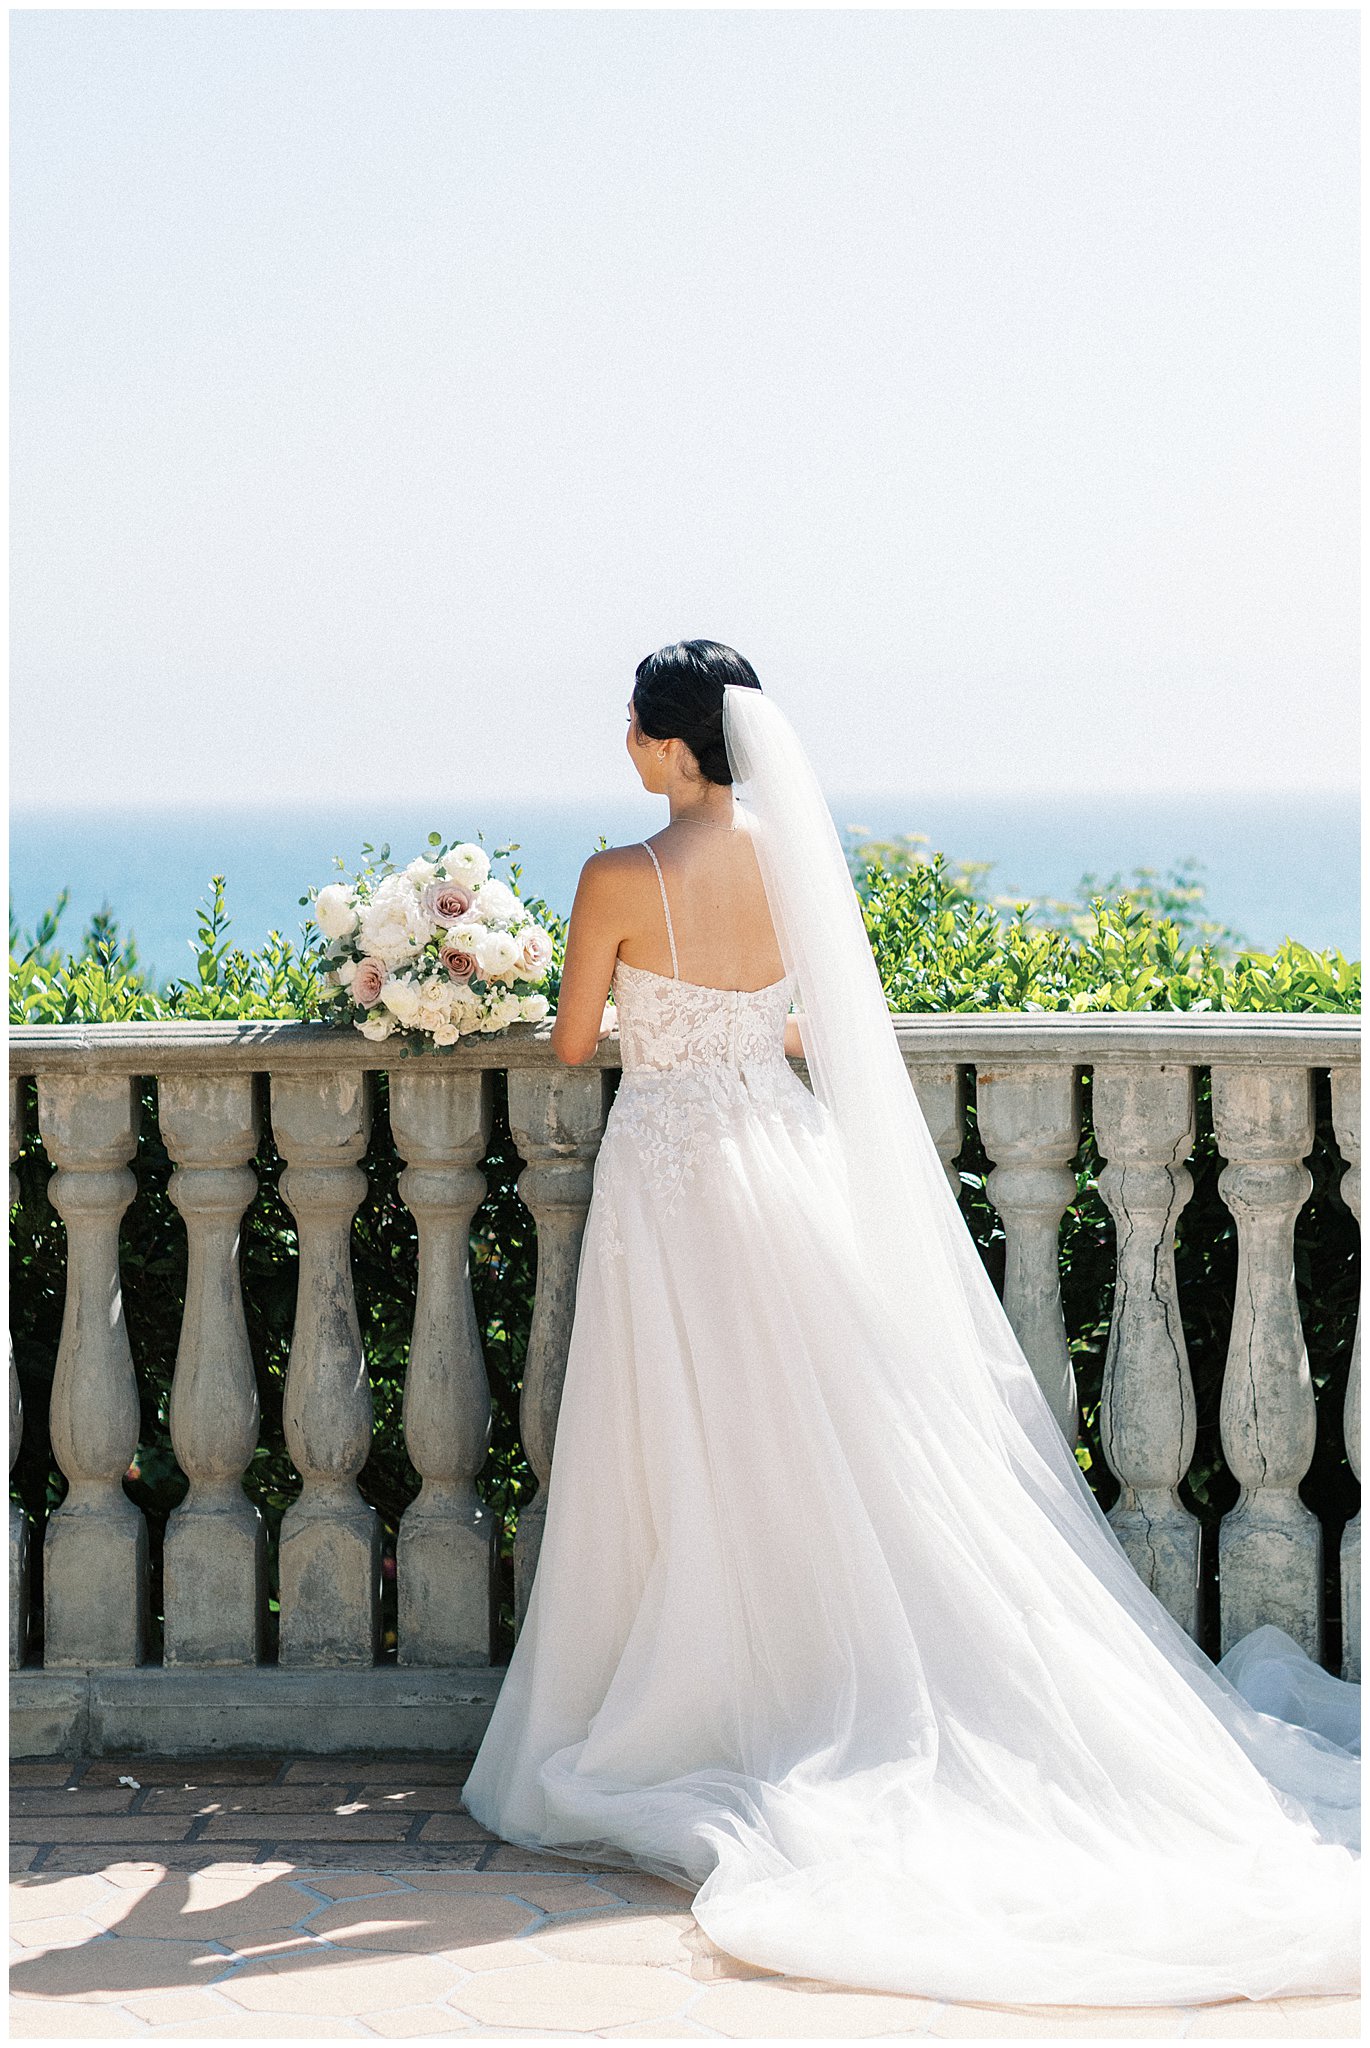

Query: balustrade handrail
[[8, 1010, 1361, 1074]]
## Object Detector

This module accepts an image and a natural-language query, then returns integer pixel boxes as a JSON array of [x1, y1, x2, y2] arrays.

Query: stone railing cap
[[7, 1011, 1360, 1076]]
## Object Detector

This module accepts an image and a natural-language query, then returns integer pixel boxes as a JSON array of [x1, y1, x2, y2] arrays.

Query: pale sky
[[10, 6, 1359, 805]]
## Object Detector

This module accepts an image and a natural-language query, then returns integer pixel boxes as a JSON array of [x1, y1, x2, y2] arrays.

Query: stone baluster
[[1092, 1064, 1201, 1636], [1211, 1065, 1320, 1659], [160, 1076, 265, 1665], [10, 1077, 29, 1669], [36, 1075, 147, 1667], [975, 1063, 1083, 1441], [271, 1071, 379, 1666], [390, 1068, 496, 1666], [908, 1062, 968, 1199], [1330, 1067, 1360, 1681], [507, 1069, 610, 1630]]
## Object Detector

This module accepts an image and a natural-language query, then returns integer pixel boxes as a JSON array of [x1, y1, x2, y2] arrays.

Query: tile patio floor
[[9, 1758, 1360, 2042]]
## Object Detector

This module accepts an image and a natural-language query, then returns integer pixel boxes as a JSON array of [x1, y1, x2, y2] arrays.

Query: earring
[[657, 750, 667, 762]]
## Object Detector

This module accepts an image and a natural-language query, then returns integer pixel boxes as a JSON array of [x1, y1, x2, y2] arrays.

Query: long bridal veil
[[698, 682, 1359, 1997]]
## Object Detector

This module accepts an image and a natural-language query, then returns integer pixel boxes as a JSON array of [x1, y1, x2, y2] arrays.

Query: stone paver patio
[[9, 1758, 1359, 2041]]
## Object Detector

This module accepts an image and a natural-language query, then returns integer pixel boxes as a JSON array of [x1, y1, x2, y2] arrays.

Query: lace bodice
[[591, 844, 818, 1229], [599, 960, 815, 1231], [611, 959, 793, 1073]]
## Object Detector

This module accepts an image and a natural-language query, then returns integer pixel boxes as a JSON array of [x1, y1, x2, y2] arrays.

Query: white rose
[[315, 882, 359, 941], [478, 991, 521, 1029], [415, 1004, 446, 1033], [358, 1015, 396, 1042], [520, 992, 551, 1023], [381, 977, 423, 1026], [441, 842, 491, 891], [432, 1021, 460, 1046], [515, 925, 554, 979], [336, 957, 358, 988], [471, 878, 520, 928], [481, 929, 522, 980], [405, 856, 439, 888]]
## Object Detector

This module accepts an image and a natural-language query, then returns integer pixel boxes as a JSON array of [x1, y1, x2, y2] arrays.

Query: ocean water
[[9, 791, 1360, 988]]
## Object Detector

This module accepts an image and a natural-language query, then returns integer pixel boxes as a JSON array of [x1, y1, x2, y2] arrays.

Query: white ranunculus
[[471, 878, 520, 928], [336, 957, 359, 988], [519, 992, 551, 1023], [441, 842, 491, 891], [481, 929, 522, 980], [358, 1015, 396, 1041], [445, 919, 489, 962], [357, 876, 432, 967], [431, 1021, 460, 1046], [315, 883, 359, 941], [405, 856, 439, 888], [381, 977, 423, 1026]]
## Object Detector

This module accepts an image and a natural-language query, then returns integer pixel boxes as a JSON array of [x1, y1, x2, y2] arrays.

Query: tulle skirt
[[462, 1065, 1360, 2007]]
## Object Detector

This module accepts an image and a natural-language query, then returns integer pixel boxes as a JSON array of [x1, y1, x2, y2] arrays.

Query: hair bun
[[632, 641, 762, 786]]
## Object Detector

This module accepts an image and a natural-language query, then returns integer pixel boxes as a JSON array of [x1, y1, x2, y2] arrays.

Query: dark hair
[[631, 640, 762, 785]]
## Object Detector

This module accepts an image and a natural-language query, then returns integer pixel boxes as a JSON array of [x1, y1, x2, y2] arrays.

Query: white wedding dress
[[462, 690, 1360, 2008]]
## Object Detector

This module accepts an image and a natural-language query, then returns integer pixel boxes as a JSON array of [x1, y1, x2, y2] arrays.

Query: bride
[[461, 641, 1360, 2006]]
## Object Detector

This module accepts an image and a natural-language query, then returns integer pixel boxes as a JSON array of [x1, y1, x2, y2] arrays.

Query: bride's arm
[[549, 851, 628, 1066], [783, 1014, 805, 1061]]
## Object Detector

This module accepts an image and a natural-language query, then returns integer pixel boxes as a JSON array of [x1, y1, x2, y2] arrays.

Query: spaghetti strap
[[640, 842, 679, 980]]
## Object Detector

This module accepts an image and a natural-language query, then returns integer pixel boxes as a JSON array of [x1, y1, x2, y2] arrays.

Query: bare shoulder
[[573, 843, 652, 903]]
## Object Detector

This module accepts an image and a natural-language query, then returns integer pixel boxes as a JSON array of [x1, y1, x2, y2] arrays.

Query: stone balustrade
[[8, 1013, 1360, 1757]]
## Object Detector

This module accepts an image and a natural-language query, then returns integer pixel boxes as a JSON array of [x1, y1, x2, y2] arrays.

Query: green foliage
[[9, 879, 329, 1026], [845, 838, 1359, 1015], [8, 835, 1360, 1663]]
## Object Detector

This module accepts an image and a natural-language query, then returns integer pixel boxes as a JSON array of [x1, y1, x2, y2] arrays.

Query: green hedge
[[9, 844, 1361, 1663]]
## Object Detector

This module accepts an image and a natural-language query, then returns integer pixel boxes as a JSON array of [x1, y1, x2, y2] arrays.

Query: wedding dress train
[[461, 689, 1359, 2007]]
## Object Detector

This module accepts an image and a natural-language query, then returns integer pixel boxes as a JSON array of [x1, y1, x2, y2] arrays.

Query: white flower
[[357, 876, 432, 967], [415, 1004, 446, 1033], [336, 958, 358, 988], [441, 842, 490, 891], [405, 856, 439, 888], [471, 878, 520, 928], [477, 991, 522, 1029], [419, 975, 449, 1006], [519, 992, 551, 1023], [380, 976, 423, 1026], [516, 925, 554, 979], [446, 918, 490, 962], [358, 1015, 396, 1041], [481, 929, 523, 980], [315, 883, 359, 941], [432, 1021, 460, 1046]]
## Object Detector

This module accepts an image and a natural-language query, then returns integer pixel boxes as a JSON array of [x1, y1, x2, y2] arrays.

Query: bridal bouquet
[[307, 835, 555, 1046]]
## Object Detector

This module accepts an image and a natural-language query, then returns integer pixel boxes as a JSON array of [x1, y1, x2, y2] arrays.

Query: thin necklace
[[667, 813, 738, 831]]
